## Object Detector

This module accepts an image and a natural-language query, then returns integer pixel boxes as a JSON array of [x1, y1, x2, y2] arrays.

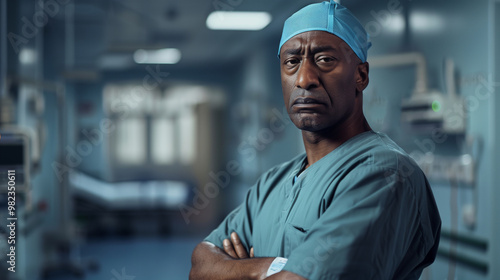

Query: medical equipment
[[369, 54, 466, 134], [401, 58, 465, 134], [0, 130, 30, 192]]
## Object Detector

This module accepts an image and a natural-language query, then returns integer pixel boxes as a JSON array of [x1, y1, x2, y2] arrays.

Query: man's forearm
[[189, 241, 274, 280]]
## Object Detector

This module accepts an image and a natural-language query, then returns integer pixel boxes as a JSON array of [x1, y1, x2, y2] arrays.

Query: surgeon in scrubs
[[190, 1, 441, 279]]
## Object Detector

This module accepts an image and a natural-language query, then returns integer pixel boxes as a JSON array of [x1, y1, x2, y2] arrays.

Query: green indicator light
[[432, 100, 441, 112]]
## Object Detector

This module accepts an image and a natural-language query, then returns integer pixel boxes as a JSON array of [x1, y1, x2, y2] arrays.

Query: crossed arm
[[189, 232, 306, 280]]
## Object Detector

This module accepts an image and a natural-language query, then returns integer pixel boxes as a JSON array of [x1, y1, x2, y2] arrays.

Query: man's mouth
[[292, 97, 325, 110], [293, 97, 322, 105]]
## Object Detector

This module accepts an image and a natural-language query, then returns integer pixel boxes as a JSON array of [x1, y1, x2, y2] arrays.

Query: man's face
[[279, 31, 367, 132]]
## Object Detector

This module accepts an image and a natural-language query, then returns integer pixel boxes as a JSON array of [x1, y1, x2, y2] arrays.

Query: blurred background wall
[[0, 0, 499, 279]]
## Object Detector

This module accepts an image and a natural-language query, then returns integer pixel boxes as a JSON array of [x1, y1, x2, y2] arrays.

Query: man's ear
[[355, 62, 369, 94]]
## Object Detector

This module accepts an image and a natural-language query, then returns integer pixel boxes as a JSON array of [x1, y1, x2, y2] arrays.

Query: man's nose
[[295, 60, 319, 90]]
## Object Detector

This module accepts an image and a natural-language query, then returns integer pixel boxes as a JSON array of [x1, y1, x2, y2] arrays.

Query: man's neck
[[301, 117, 371, 168]]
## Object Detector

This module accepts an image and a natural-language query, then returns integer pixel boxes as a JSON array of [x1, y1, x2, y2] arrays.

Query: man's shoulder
[[340, 131, 422, 177], [367, 132, 414, 163]]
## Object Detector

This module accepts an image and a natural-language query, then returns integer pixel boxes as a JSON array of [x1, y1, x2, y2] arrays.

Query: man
[[190, 1, 441, 279]]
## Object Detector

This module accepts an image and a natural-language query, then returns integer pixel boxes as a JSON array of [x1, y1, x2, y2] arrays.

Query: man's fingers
[[223, 238, 238, 259], [250, 247, 254, 258], [223, 232, 250, 259], [231, 232, 249, 258]]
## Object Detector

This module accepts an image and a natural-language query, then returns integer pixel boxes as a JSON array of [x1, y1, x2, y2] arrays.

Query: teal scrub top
[[205, 131, 441, 279]]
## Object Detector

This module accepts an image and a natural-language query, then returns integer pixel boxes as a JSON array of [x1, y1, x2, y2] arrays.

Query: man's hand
[[190, 240, 271, 280], [221, 232, 305, 280], [223, 232, 254, 259], [190, 239, 307, 280]]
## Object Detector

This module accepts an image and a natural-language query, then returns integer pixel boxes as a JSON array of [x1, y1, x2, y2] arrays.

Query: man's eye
[[285, 59, 299, 66], [317, 56, 335, 63]]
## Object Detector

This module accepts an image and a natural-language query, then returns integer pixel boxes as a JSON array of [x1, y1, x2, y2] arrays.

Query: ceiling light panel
[[206, 11, 272, 31]]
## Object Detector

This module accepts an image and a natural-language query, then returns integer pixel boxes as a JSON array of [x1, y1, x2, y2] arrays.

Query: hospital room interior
[[0, 0, 499, 279]]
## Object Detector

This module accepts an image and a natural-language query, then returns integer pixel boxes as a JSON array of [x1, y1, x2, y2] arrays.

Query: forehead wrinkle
[[282, 43, 339, 58], [281, 36, 306, 57], [310, 45, 338, 54], [282, 47, 303, 57], [283, 32, 347, 56]]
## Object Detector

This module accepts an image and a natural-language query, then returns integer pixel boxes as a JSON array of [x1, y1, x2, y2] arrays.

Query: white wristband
[[266, 257, 288, 277]]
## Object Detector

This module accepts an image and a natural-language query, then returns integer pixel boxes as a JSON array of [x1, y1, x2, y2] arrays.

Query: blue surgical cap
[[278, 0, 371, 62]]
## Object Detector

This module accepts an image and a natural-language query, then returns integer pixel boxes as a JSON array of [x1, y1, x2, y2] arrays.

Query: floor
[[46, 236, 201, 280]]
